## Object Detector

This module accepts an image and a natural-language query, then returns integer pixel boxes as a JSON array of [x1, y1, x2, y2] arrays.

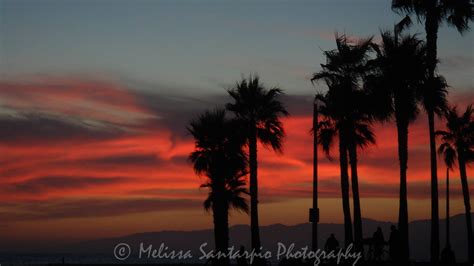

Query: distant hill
[[60, 213, 472, 263], [2, 213, 471, 264]]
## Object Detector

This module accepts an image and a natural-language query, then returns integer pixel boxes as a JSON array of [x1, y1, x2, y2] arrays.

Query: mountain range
[[70, 213, 472, 263], [1, 213, 471, 265]]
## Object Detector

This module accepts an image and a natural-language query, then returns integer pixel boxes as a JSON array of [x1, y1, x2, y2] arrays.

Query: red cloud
[[0, 76, 472, 224]]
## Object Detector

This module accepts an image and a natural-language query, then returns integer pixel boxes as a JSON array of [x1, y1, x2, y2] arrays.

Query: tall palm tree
[[437, 105, 474, 261], [392, 1, 473, 261], [312, 34, 375, 251], [368, 29, 428, 262], [316, 97, 376, 252], [188, 109, 249, 265], [438, 131, 456, 261], [226, 75, 288, 252], [315, 103, 353, 247]]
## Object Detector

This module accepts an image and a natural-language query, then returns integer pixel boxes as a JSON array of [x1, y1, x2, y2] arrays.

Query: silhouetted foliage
[[312, 34, 376, 253], [437, 104, 474, 262], [189, 109, 249, 266], [226, 75, 288, 254], [367, 29, 428, 262], [392, 1, 474, 261]]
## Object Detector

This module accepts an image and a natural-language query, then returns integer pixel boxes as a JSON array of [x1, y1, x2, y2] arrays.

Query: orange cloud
[[0, 76, 472, 229]]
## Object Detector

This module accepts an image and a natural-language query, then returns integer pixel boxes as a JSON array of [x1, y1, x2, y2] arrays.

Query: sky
[[0, 0, 473, 249]]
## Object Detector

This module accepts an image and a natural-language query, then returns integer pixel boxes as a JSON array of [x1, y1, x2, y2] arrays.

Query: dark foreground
[[33, 263, 473, 266]]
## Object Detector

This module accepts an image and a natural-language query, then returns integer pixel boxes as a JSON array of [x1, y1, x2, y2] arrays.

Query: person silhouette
[[324, 234, 340, 265], [373, 227, 385, 261], [237, 245, 248, 266], [388, 225, 400, 262], [440, 244, 456, 264], [325, 234, 340, 253]]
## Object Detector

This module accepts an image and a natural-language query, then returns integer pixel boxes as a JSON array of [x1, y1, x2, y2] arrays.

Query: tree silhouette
[[437, 104, 474, 262], [438, 124, 457, 263], [392, 1, 474, 261], [316, 92, 376, 253], [314, 94, 352, 248], [368, 29, 428, 262], [312, 34, 376, 252], [226, 75, 288, 254], [188, 109, 249, 266]]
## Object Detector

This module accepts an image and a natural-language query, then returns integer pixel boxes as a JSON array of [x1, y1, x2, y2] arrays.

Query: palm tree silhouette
[[316, 93, 376, 252], [436, 104, 474, 261], [392, 1, 473, 261], [226, 75, 288, 253], [315, 95, 353, 247], [312, 34, 375, 251], [188, 109, 249, 265], [438, 127, 457, 263], [368, 29, 428, 262]]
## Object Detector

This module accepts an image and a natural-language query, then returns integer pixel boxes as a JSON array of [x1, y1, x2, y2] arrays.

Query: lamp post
[[310, 96, 320, 251]]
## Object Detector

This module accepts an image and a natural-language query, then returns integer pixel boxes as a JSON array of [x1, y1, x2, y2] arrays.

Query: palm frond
[[227, 74, 289, 154], [438, 142, 457, 169], [437, 104, 474, 169]]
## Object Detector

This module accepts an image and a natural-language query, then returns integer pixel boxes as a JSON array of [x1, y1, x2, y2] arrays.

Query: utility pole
[[310, 96, 320, 251]]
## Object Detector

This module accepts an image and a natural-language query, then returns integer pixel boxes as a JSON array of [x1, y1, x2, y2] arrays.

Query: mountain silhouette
[[39, 213, 470, 263]]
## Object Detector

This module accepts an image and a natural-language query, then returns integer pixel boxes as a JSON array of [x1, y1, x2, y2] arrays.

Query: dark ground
[[38, 262, 473, 266]]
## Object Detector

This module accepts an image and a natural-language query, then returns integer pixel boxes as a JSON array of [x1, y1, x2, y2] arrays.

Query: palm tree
[[226, 75, 288, 252], [316, 92, 376, 252], [368, 29, 428, 262], [315, 95, 353, 248], [312, 34, 375, 251], [392, 1, 473, 261], [188, 109, 249, 265], [437, 105, 474, 261], [438, 130, 456, 262]]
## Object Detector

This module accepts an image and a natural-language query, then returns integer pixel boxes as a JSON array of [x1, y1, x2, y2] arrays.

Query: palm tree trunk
[[212, 182, 230, 266], [425, 5, 438, 80], [396, 117, 409, 262], [446, 168, 450, 248], [249, 126, 261, 252], [425, 6, 440, 263], [458, 150, 473, 262], [339, 131, 353, 247], [348, 141, 363, 254], [428, 110, 440, 263], [220, 205, 230, 265]]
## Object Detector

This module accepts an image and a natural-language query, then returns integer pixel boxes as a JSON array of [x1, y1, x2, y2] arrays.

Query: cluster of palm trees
[[437, 105, 474, 261], [188, 1, 473, 265], [188, 76, 288, 265], [391, 0, 473, 262], [311, 0, 473, 263]]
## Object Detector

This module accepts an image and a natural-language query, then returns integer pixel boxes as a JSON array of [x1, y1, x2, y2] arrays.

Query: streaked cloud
[[0, 197, 200, 222], [440, 55, 474, 71], [0, 75, 472, 224]]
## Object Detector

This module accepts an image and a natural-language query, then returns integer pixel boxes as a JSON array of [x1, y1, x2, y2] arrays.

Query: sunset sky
[[0, 0, 473, 250]]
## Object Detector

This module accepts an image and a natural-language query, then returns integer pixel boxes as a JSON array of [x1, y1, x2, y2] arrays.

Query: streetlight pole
[[311, 96, 320, 252]]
